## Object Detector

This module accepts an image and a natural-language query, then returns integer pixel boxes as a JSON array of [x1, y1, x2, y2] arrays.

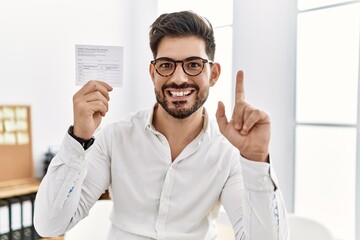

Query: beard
[[155, 82, 209, 119]]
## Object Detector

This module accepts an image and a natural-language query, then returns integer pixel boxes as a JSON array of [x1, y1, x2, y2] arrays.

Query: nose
[[170, 62, 188, 84]]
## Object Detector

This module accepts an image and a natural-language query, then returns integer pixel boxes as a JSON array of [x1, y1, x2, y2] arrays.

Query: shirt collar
[[145, 103, 157, 132]]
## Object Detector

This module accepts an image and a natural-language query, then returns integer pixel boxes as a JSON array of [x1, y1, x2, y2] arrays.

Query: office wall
[[0, 0, 157, 178], [233, 1, 297, 211]]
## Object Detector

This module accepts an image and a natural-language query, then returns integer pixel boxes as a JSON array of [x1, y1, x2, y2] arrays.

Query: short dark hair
[[149, 11, 216, 61]]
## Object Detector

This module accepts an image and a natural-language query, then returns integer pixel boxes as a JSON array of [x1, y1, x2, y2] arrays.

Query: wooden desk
[[0, 178, 40, 199]]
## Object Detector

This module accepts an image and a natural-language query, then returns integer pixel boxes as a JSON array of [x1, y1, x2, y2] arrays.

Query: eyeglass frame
[[150, 56, 213, 77]]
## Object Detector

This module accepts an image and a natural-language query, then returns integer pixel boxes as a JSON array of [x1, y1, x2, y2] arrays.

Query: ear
[[149, 63, 156, 84], [209, 63, 221, 87]]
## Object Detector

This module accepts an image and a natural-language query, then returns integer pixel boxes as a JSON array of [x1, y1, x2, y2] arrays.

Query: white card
[[75, 44, 123, 87]]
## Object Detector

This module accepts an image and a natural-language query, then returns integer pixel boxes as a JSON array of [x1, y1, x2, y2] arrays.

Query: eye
[[158, 61, 174, 69], [186, 61, 202, 69]]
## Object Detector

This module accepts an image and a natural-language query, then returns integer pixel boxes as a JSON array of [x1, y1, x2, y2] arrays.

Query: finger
[[75, 98, 109, 117], [96, 81, 113, 92], [83, 91, 110, 110], [241, 109, 268, 135], [79, 80, 113, 100], [235, 71, 245, 102], [91, 81, 113, 101], [86, 80, 113, 92], [87, 100, 109, 117], [231, 105, 244, 131], [73, 92, 109, 116], [216, 101, 228, 133], [232, 71, 246, 130]]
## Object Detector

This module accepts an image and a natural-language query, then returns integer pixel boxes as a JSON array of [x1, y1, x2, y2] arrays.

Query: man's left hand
[[216, 70, 271, 162]]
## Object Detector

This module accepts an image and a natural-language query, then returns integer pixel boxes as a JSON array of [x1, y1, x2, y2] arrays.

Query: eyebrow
[[155, 56, 206, 61]]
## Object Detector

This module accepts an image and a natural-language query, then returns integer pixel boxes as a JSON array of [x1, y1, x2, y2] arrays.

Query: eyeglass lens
[[154, 58, 207, 77]]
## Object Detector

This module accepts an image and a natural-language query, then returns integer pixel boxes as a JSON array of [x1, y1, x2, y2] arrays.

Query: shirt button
[[78, 154, 85, 160], [262, 175, 270, 182]]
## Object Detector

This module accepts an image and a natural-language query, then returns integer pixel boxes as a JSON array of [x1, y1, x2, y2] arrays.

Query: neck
[[153, 104, 205, 145]]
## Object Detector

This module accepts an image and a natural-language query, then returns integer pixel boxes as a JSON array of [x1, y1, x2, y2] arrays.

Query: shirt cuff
[[240, 155, 278, 192], [57, 131, 88, 170]]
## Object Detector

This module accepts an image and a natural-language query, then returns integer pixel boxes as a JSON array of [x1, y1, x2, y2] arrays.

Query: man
[[34, 10, 288, 239]]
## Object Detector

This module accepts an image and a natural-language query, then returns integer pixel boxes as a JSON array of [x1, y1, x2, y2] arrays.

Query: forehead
[[156, 36, 208, 60]]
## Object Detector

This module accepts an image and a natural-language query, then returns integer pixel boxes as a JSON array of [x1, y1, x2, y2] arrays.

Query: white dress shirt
[[34, 105, 289, 240]]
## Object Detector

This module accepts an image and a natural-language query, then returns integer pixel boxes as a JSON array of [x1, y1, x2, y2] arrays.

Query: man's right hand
[[72, 80, 113, 140]]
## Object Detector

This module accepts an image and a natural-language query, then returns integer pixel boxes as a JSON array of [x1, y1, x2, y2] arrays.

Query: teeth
[[171, 91, 191, 97]]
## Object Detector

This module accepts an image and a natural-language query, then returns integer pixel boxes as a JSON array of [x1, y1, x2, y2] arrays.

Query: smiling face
[[150, 36, 220, 119]]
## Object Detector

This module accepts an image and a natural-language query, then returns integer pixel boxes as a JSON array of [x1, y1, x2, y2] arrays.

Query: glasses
[[151, 56, 213, 77]]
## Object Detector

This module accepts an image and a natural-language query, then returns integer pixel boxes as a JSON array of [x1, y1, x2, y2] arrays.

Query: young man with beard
[[34, 10, 289, 240]]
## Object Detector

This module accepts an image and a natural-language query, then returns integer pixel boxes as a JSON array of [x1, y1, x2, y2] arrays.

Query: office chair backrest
[[64, 200, 113, 240], [288, 214, 336, 240]]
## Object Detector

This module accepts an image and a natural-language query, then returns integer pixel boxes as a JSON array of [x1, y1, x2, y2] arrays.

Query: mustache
[[162, 83, 199, 92]]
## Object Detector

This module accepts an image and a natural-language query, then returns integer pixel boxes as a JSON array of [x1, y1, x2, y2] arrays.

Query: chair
[[64, 200, 113, 240], [288, 214, 336, 240]]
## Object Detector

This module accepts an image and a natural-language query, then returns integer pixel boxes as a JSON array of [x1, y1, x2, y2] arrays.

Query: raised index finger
[[235, 70, 245, 102]]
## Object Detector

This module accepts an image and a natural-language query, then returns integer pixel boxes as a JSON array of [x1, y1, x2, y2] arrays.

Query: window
[[295, 1, 360, 239]]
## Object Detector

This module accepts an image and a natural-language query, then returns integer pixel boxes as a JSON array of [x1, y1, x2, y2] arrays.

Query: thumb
[[216, 101, 228, 132]]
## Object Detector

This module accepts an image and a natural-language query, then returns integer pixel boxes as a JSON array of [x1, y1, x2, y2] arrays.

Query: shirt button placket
[[156, 165, 175, 239]]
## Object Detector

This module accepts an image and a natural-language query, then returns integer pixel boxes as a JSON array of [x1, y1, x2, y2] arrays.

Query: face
[[150, 36, 220, 119]]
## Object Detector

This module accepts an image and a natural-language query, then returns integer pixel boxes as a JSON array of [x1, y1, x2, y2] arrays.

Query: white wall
[[0, 0, 157, 178], [233, 1, 297, 211]]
